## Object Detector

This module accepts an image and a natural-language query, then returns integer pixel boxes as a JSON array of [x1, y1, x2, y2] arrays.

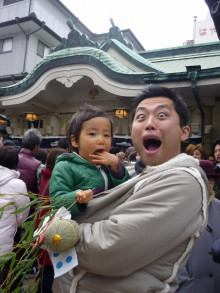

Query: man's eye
[[136, 114, 145, 119], [158, 112, 166, 118]]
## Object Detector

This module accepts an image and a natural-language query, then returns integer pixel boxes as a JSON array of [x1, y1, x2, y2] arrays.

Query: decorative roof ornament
[[105, 18, 133, 50], [52, 19, 99, 52]]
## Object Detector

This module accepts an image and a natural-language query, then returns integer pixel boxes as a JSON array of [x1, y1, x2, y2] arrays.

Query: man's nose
[[145, 116, 156, 130]]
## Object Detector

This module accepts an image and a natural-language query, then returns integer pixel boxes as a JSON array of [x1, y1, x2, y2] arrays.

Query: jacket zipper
[[97, 165, 108, 190]]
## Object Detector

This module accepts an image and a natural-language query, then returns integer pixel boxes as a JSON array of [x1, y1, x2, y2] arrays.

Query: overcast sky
[[60, 0, 210, 50]]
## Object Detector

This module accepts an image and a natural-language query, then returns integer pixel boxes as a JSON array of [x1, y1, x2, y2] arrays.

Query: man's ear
[[181, 125, 190, 142], [70, 135, 78, 148]]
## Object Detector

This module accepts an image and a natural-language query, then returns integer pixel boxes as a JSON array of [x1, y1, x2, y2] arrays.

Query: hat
[[199, 160, 220, 179], [3, 140, 16, 146]]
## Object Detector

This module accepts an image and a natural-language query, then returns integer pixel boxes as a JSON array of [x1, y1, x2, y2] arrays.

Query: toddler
[[49, 103, 130, 216]]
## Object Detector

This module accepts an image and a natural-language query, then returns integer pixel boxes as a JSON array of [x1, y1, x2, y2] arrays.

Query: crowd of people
[[0, 84, 219, 292]]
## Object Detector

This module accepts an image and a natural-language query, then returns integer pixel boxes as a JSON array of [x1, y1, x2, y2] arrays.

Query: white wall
[[25, 34, 42, 72], [0, 0, 30, 22], [0, 32, 26, 75], [31, 0, 72, 38]]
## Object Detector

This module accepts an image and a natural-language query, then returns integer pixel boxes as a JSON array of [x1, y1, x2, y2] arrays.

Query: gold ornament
[[45, 219, 80, 253]]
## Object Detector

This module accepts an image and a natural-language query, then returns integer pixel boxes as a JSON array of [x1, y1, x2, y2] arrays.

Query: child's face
[[71, 117, 112, 164]]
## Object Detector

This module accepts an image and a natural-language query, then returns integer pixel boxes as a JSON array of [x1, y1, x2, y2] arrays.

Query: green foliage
[[0, 193, 76, 292]]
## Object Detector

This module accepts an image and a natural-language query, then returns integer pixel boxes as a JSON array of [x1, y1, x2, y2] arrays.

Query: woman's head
[[185, 144, 196, 155], [192, 144, 205, 160], [46, 148, 66, 170], [66, 103, 113, 153], [0, 146, 19, 170]]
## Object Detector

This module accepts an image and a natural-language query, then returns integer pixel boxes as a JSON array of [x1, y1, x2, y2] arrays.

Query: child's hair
[[66, 103, 113, 152], [46, 147, 66, 170]]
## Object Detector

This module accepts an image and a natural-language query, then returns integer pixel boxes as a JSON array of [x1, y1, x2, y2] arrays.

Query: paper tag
[[48, 247, 78, 278]]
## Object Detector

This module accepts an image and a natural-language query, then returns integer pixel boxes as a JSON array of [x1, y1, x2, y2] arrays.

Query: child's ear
[[70, 135, 78, 148]]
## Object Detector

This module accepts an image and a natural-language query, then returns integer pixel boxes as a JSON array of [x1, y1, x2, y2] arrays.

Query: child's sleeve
[[49, 161, 87, 216], [108, 159, 130, 186]]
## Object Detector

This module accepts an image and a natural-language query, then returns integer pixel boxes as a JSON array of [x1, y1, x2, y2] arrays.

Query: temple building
[[0, 0, 220, 152]]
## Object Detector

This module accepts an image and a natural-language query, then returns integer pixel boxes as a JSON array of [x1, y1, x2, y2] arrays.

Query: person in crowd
[[192, 144, 206, 160], [57, 138, 70, 152], [123, 146, 138, 177], [3, 139, 20, 152], [185, 143, 196, 156], [17, 129, 42, 195], [208, 153, 216, 166], [109, 146, 120, 155], [177, 159, 220, 293], [0, 136, 3, 147], [213, 139, 220, 199], [50, 103, 130, 216], [36, 148, 48, 165], [0, 146, 30, 290], [57, 85, 209, 293], [2, 140, 16, 147], [125, 146, 137, 162], [214, 139, 220, 172], [36, 148, 49, 190], [17, 128, 42, 278], [35, 147, 66, 293], [115, 151, 126, 161]]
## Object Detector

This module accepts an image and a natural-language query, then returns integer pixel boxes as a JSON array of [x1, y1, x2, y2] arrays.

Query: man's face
[[214, 144, 220, 163], [208, 155, 216, 166], [131, 97, 190, 166]]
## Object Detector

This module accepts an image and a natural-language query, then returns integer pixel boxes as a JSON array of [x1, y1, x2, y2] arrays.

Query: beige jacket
[[59, 154, 209, 293]]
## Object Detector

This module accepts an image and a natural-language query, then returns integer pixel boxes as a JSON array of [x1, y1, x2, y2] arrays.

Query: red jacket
[[35, 168, 52, 266]]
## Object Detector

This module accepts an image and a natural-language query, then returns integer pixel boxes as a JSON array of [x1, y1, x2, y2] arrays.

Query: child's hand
[[89, 152, 119, 171], [76, 189, 93, 204]]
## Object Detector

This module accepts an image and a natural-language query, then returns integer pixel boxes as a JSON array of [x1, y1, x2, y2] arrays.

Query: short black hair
[[213, 139, 220, 152], [0, 146, 19, 170], [66, 103, 113, 152], [132, 85, 189, 127], [58, 138, 69, 151], [36, 148, 48, 164]]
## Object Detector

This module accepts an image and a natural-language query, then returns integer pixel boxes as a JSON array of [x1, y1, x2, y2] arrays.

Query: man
[[17, 128, 42, 194], [58, 85, 209, 293], [214, 140, 220, 172], [208, 153, 216, 166], [213, 139, 220, 199]]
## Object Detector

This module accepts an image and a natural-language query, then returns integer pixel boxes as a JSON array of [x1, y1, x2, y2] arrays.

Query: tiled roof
[[101, 39, 168, 74], [150, 51, 220, 73]]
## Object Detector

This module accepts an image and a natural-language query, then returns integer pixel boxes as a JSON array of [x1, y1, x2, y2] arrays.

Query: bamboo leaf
[[11, 198, 39, 214], [0, 201, 16, 212]]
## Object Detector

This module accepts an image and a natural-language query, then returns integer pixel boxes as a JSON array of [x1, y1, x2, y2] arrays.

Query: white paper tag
[[48, 247, 78, 278]]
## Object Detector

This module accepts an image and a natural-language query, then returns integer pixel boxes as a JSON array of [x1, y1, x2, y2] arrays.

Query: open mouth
[[94, 149, 104, 154], [144, 138, 161, 151]]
